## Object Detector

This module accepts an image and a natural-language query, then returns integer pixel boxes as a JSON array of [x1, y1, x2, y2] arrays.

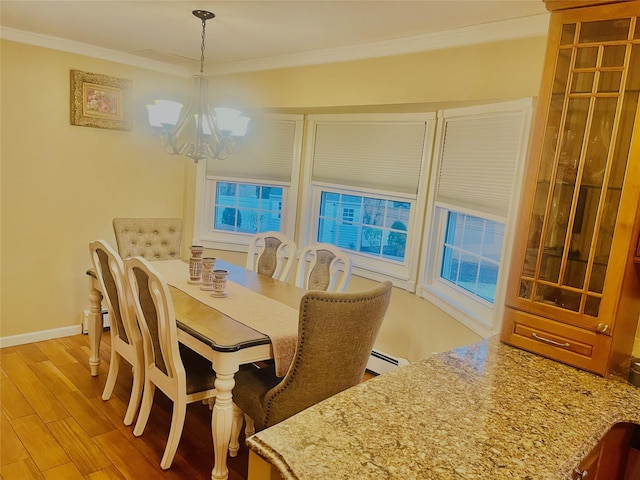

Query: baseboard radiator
[[366, 349, 410, 375]]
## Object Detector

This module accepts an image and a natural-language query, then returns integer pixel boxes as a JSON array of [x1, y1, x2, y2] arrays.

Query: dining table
[[86, 258, 305, 480]]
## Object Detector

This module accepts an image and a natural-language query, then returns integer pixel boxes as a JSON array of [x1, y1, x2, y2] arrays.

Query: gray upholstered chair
[[246, 231, 297, 281], [89, 240, 144, 426], [232, 281, 392, 434], [113, 217, 183, 261], [124, 256, 217, 470], [295, 243, 353, 292]]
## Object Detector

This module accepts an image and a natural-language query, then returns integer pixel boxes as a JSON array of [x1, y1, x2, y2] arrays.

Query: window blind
[[206, 117, 298, 182], [436, 111, 526, 218], [311, 121, 428, 195]]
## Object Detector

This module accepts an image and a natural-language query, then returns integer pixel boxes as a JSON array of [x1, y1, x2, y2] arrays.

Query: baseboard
[[366, 349, 410, 375], [0, 325, 83, 348]]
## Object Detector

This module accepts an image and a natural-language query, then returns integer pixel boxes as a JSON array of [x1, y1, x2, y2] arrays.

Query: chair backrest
[[113, 218, 183, 261], [89, 240, 140, 348], [246, 231, 297, 281], [295, 243, 352, 292], [261, 281, 392, 428], [124, 256, 184, 384]]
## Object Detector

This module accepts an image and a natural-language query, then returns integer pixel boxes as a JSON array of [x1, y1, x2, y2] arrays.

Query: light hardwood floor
[[1, 333, 377, 480], [0, 333, 251, 480]]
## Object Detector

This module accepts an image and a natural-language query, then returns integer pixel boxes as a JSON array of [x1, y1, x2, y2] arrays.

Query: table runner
[[153, 260, 298, 377]]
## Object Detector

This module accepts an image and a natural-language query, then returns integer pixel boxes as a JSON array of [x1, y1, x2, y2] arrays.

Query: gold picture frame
[[70, 70, 132, 131]]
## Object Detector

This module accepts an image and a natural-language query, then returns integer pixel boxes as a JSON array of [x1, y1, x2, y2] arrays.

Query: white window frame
[[193, 114, 303, 252], [418, 99, 533, 337], [301, 113, 436, 291]]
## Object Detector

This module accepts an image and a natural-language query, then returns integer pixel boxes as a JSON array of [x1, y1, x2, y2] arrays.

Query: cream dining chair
[[89, 240, 144, 426], [295, 243, 353, 292], [232, 281, 392, 435], [246, 231, 297, 281], [112, 217, 183, 261], [124, 256, 217, 470]]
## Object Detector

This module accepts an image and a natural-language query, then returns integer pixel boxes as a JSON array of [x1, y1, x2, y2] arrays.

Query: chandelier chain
[[200, 17, 206, 74]]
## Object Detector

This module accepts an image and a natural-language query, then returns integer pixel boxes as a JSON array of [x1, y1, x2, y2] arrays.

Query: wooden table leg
[[229, 403, 244, 457], [88, 279, 104, 376], [211, 362, 238, 480]]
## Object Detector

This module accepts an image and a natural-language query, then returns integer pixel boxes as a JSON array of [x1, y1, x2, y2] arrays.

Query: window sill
[[417, 284, 498, 338]]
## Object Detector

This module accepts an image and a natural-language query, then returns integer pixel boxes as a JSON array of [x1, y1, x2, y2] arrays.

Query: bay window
[[193, 103, 534, 337]]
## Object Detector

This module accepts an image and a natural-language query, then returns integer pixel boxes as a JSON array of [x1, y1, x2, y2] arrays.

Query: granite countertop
[[247, 336, 640, 480]]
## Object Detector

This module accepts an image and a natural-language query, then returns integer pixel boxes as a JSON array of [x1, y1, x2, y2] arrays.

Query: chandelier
[[146, 10, 250, 163]]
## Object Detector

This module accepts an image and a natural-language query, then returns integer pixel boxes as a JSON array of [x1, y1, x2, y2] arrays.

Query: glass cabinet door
[[518, 14, 640, 319]]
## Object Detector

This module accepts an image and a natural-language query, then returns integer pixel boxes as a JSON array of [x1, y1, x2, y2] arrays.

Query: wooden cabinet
[[572, 423, 637, 480], [501, 0, 640, 376]]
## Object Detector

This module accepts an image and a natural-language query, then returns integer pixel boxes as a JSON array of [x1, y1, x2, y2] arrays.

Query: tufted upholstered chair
[[124, 256, 217, 470], [232, 281, 392, 435], [246, 231, 297, 282], [295, 243, 353, 293], [89, 240, 144, 426], [113, 218, 183, 261]]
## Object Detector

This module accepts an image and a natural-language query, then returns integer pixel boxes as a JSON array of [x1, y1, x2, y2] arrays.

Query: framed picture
[[70, 70, 132, 131]]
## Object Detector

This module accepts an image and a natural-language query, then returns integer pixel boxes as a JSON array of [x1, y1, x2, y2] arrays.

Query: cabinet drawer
[[501, 307, 612, 375]]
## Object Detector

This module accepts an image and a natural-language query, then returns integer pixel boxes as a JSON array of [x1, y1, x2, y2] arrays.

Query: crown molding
[[1, 13, 549, 78], [0, 27, 190, 77]]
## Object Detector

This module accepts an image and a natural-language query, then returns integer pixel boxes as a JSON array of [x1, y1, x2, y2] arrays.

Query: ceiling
[[0, 1, 549, 75]]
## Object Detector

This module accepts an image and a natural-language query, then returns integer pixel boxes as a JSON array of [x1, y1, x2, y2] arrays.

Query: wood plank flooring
[[0, 333, 251, 480]]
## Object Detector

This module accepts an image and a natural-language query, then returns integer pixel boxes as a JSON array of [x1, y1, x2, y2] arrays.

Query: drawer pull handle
[[532, 332, 571, 348]]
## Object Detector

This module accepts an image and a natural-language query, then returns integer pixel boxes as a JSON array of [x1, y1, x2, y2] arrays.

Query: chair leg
[[123, 363, 144, 426], [244, 414, 255, 437], [101, 351, 120, 401], [160, 401, 187, 470], [229, 403, 244, 457], [133, 380, 155, 437]]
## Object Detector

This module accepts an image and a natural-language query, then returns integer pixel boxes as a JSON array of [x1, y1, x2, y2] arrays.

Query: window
[[420, 100, 533, 335], [440, 212, 504, 303], [302, 113, 436, 289], [319, 192, 409, 262], [195, 114, 303, 250], [213, 182, 284, 234], [341, 207, 355, 224]]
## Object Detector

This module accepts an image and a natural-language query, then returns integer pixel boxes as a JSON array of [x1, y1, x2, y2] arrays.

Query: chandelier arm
[[160, 132, 180, 155]]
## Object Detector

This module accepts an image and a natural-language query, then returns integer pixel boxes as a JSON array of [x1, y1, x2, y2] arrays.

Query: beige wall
[[10, 34, 636, 364], [1, 40, 190, 338], [209, 38, 549, 109]]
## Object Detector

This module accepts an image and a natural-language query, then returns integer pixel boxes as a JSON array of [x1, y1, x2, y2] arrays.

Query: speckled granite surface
[[247, 336, 640, 479]]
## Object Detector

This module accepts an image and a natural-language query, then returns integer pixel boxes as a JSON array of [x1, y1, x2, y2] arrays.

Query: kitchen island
[[246, 336, 640, 479]]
